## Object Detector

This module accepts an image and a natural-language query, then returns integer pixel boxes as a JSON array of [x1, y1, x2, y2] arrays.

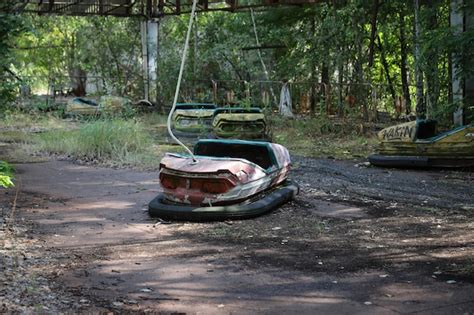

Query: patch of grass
[[0, 130, 32, 143], [37, 120, 148, 159], [138, 113, 169, 141], [0, 144, 48, 164], [138, 112, 168, 127], [1, 109, 381, 169], [0, 110, 185, 169], [269, 114, 378, 159], [35, 119, 183, 169], [1, 110, 68, 130]]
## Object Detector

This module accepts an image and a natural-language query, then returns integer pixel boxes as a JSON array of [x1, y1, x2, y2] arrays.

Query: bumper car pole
[[166, 0, 199, 163]]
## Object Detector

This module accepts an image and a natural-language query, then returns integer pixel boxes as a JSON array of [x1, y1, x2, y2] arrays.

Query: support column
[[451, 0, 464, 126], [140, 21, 149, 101], [141, 19, 159, 103]]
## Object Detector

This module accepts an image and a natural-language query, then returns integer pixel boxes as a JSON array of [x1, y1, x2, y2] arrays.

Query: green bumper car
[[212, 107, 268, 140], [171, 103, 217, 135]]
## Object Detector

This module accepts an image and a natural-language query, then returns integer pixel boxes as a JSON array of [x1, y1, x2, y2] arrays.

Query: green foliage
[[238, 97, 253, 109], [0, 1, 25, 107], [0, 161, 14, 188], [13, 16, 142, 98], [270, 114, 376, 159], [3, 1, 474, 125]]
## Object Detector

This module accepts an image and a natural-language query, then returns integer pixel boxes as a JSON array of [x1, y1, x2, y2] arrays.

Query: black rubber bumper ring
[[368, 154, 430, 167], [148, 180, 299, 221], [369, 154, 474, 168]]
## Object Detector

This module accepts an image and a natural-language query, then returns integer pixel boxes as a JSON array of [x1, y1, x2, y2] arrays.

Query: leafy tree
[[14, 16, 142, 98], [4, 1, 473, 123], [0, 1, 25, 106]]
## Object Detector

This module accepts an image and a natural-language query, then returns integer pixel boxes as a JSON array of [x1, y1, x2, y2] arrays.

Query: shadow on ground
[[2, 159, 473, 314]]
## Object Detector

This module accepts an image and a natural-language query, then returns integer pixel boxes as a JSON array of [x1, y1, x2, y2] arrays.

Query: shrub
[[0, 161, 14, 188]]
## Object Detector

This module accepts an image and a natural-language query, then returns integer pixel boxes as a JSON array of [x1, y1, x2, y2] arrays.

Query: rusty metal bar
[[7, 0, 325, 17]]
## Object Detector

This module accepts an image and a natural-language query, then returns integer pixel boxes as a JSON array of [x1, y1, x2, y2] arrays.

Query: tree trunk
[[425, 0, 440, 119], [331, 1, 344, 116], [399, 9, 412, 115], [310, 15, 317, 115], [337, 51, 344, 116], [414, 0, 425, 118], [451, 0, 464, 126], [321, 63, 330, 114], [70, 68, 87, 96], [377, 35, 396, 107], [67, 32, 87, 97], [353, 13, 368, 122], [368, 0, 380, 68]]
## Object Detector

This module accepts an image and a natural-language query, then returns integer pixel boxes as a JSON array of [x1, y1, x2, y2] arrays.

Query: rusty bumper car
[[211, 107, 268, 140], [148, 139, 299, 221], [65, 97, 100, 116], [171, 103, 217, 136], [369, 120, 474, 167], [65, 96, 131, 116]]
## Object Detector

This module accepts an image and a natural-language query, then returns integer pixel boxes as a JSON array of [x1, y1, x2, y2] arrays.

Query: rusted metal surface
[[370, 120, 474, 167], [65, 96, 130, 116], [159, 140, 291, 205], [8, 0, 326, 18], [212, 107, 267, 139], [377, 120, 417, 142], [65, 97, 100, 116], [172, 103, 216, 134]]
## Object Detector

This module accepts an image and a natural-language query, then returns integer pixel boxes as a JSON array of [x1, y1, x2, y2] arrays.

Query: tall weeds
[[37, 120, 153, 162], [269, 114, 376, 159]]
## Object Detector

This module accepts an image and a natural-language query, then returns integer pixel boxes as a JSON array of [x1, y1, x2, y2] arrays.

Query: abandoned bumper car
[[149, 139, 299, 220], [66, 96, 131, 116], [212, 107, 268, 140], [172, 103, 217, 135], [369, 119, 474, 167]]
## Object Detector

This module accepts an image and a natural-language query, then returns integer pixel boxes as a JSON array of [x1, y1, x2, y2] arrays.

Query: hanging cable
[[167, 0, 199, 162], [250, 8, 277, 105]]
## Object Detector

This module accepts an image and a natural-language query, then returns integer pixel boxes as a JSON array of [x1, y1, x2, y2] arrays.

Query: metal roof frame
[[5, 0, 326, 18]]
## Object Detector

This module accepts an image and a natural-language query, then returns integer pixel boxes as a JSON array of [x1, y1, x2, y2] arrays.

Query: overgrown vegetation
[[0, 1, 471, 125], [36, 119, 152, 162], [0, 110, 163, 169], [269, 115, 377, 159], [0, 107, 376, 170], [0, 1, 25, 107], [0, 161, 14, 188], [0, 0, 469, 167], [1, 110, 67, 130]]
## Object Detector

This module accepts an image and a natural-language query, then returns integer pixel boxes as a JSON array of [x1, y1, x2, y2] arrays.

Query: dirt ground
[[1, 151, 473, 313]]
